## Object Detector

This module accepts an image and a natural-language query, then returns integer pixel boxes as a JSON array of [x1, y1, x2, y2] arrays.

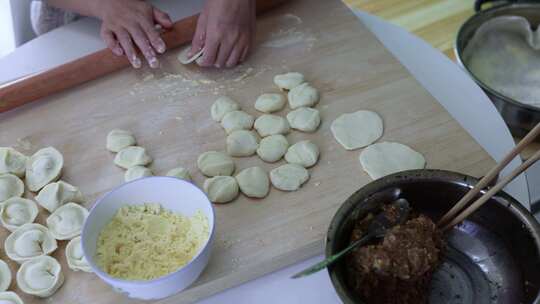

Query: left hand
[[189, 0, 256, 68]]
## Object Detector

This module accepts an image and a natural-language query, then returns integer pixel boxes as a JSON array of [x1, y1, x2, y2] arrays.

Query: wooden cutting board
[[0, 0, 494, 303]]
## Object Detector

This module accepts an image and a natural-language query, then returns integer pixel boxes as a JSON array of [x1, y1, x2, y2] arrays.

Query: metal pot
[[326, 169, 540, 304], [455, 2, 540, 137]]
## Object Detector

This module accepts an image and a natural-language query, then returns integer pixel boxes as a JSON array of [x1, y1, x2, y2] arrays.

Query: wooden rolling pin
[[0, 0, 286, 114]]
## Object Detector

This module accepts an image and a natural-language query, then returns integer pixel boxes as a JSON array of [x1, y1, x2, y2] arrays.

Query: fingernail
[[132, 56, 142, 68], [157, 39, 166, 53], [149, 57, 159, 69]]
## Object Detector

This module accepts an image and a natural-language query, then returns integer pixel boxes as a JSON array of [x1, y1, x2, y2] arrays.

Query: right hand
[[93, 0, 173, 68]]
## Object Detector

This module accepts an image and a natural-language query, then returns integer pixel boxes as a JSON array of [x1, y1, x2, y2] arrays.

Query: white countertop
[[0, 2, 537, 303]]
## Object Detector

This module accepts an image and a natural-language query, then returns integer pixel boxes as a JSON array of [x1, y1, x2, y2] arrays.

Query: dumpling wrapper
[[0, 291, 23, 304], [5, 223, 58, 264], [0, 260, 11, 292], [16, 256, 64, 298], [177, 45, 204, 65], [0, 198, 39, 232], [0, 148, 27, 177], [46, 203, 89, 240], [25, 147, 63, 192], [359, 142, 426, 180], [65, 236, 92, 273], [331, 110, 383, 150], [0, 174, 24, 203], [35, 180, 84, 213]]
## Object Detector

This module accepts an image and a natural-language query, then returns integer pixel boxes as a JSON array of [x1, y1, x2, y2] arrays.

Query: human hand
[[190, 0, 256, 68], [94, 0, 173, 68]]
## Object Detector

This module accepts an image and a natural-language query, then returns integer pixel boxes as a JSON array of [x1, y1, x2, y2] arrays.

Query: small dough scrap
[[288, 83, 320, 109], [235, 167, 270, 198], [270, 164, 309, 191], [166, 167, 192, 181], [359, 142, 426, 180], [226, 130, 259, 157], [285, 140, 320, 168], [46, 203, 88, 240], [254, 114, 290, 137], [16, 256, 64, 298], [65, 236, 92, 273], [221, 111, 254, 134], [287, 107, 321, 132], [0, 148, 27, 177], [0, 174, 24, 203], [0, 291, 23, 304], [5, 223, 57, 264], [255, 93, 286, 113], [203, 176, 239, 204], [197, 151, 235, 177], [25, 147, 63, 192], [331, 110, 383, 150], [114, 146, 152, 169], [35, 181, 84, 213], [274, 72, 305, 91], [177, 45, 204, 65], [211, 96, 241, 122], [0, 260, 11, 292], [124, 166, 153, 182], [106, 129, 136, 153], [257, 135, 289, 163], [0, 198, 39, 232]]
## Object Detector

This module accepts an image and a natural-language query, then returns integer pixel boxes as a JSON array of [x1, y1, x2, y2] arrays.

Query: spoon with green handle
[[291, 198, 411, 279]]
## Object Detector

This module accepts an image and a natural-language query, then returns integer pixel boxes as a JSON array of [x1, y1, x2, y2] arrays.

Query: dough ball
[[235, 167, 270, 198], [285, 140, 320, 168], [359, 142, 426, 180], [331, 110, 383, 150], [25, 147, 63, 192], [287, 107, 321, 132], [114, 146, 152, 169], [221, 111, 255, 134], [288, 83, 319, 109], [166, 167, 192, 181], [177, 45, 204, 65], [255, 93, 286, 113], [254, 114, 290, 137], [270, 164, 309, 191], [106, 129, 136, 153], [35, 181, 84, 213], [124, 166, 153, 182], [211, 96, 241, 122], [0, 147, 27, 177], [203, 176, 239, 204], [226, 130, 259, 157], [274, 72, 305, 91], [256, 135, 289, 163], [0, 174, 24, 203], [197, 151, 235, 177]]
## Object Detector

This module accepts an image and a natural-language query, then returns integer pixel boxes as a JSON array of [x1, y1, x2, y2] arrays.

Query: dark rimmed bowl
[[326, 169, 540, 304]]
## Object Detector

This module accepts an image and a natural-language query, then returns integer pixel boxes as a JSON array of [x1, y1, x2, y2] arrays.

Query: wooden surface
[[0, 0, 494, 303]]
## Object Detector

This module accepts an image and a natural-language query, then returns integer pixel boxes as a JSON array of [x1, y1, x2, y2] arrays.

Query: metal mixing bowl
[[455, 3, 540, 138], [326, 169, 540, 304]]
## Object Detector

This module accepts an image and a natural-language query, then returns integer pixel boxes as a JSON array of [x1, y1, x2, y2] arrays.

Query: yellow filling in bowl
[[95, 203, 209, 281]]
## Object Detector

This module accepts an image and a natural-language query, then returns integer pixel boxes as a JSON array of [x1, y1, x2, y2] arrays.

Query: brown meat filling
[[346, 206, 443, 304]]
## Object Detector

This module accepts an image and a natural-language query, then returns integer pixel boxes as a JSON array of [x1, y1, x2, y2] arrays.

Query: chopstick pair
[[437, 122, 540, 231]]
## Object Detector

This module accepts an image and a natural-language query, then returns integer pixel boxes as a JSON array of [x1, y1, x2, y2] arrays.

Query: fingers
[[216, 38, 236, 68], [127, 24, 159, 68], [198, 35, 219, 67], [240, 45, 250, 63], [101, 28, 123, 56], [139, 18, 166, 54], [153, 7, 173, 29], [116, 29, 142, 68], [226, 44, 243, 68]]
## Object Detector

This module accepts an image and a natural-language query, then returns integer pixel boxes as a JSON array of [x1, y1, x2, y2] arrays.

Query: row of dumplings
[[0, 146, 91, 301], [196, 72, 323, 203]]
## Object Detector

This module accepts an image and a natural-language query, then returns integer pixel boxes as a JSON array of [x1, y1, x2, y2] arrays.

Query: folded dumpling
[[46, 203, 88, 240], [5, 224, 58, 264], [25, 147, 63, 192], [0, 198, 39, 232], [16, 256, 64, 298]]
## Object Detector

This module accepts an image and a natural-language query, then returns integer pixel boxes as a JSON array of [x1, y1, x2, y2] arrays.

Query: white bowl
[[81, 176, 215, 300]]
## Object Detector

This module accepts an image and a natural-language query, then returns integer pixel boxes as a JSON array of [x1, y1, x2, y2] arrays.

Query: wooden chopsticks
[[438, 122, 540, 231]]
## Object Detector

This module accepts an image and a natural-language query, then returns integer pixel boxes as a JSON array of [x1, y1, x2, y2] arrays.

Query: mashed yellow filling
[[96, 203, 209, 281]]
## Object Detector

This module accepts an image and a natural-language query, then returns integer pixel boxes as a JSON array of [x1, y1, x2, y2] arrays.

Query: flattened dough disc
[[331, 110, 383, 150], [359, 142, 426, 180], [177, 45, 204, 65]]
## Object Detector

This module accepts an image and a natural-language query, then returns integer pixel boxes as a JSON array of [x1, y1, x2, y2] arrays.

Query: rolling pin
[[0, 0, 286, 114]]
